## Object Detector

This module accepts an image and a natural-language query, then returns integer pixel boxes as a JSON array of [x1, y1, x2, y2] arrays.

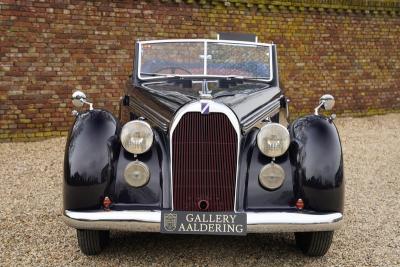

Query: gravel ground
[[1, 113, 399, 266]]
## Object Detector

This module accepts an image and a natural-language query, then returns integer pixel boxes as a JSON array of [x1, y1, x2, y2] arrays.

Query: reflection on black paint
[[64, 109, 119, 210], [290, 115, 344, 212]]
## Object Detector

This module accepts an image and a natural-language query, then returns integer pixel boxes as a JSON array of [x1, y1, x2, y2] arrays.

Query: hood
[[127, 82, 281, 132]]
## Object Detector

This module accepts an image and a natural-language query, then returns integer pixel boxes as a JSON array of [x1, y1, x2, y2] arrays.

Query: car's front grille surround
[[171, 111, 238, 211]]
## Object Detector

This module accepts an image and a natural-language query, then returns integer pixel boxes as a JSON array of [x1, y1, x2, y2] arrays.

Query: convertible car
[[63, 34, 344, 257]]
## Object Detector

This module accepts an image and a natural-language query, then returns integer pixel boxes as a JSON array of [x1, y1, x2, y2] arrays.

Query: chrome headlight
[[121, 120, 153, 154], [257, 123, 290, 157]]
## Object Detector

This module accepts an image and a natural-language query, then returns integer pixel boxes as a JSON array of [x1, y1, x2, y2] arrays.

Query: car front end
[[63, 37, 344, 256]]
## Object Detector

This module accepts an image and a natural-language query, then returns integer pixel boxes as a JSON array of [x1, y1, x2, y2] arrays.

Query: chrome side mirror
[[314, 94, 335, 115], [320, 94, 335, 110], [72, 90, 93, 110], [72, 91, 86, 108]]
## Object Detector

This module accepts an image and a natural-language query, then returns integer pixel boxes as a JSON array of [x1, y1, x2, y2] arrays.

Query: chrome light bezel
[[257, 122, 290, 157], [121, 120, 154, 154]]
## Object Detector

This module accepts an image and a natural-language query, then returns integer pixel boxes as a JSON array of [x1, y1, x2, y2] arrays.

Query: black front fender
[[290, 115, 344, 213], [63, 109, 120, 210]]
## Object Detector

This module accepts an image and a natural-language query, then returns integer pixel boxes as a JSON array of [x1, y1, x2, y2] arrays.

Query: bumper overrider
[[63, 210, 343, 234]]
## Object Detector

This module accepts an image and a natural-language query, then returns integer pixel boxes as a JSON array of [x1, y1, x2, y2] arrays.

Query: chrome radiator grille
[[172, 112, 238, 211]]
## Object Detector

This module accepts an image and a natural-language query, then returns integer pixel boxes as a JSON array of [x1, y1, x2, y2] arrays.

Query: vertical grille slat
[[172, 112, 237, 211]]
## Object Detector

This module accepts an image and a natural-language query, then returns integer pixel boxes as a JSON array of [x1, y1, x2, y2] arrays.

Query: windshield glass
[[139, 40, 271, 80]]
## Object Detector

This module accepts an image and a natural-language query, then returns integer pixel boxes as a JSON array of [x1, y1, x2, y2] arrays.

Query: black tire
[[77, 229, 110, 255], [295, 231, 334, 256]]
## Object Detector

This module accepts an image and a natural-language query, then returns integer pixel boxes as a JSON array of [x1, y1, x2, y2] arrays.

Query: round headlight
[[259, 162, 285, 190], [257, 123, 290, 157], [124, 161, 150, 188], [121, 120, 153, 154]]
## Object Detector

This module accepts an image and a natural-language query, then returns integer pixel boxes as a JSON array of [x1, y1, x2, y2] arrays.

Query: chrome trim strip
[[139, 39, 271, 46], [241, 99, 281, 132], [63, 210, 343, 233], [128, 100, 169, 131], [169, 101, 242, 211], [137, 39, 273, 82]]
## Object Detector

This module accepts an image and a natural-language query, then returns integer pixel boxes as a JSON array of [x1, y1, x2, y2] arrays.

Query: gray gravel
[[1, 113, 399, 266]]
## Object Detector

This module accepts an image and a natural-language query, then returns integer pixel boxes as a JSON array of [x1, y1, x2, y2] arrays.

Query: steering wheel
[[154, 66, 192, 75]]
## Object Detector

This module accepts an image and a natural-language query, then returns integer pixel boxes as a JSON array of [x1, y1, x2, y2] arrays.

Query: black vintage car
[[63, 34, 344, 257]]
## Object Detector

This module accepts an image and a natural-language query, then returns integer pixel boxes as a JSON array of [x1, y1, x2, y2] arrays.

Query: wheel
[[295, 231, 334, 256], [76, 229, 110, 255]]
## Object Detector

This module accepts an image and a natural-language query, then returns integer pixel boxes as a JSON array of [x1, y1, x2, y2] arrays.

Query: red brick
[[0, 0, 399, 141]]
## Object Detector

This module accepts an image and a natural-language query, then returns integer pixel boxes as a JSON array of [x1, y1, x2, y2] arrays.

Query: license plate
[[160, 211, 247, 236]]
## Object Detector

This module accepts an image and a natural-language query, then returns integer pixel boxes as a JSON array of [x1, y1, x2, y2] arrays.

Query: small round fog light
[[259, 162, 285, 190], [124, 161, 150, 188]]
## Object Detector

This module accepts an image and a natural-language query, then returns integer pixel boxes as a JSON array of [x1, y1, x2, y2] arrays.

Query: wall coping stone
[[160, 0, 400, 15]]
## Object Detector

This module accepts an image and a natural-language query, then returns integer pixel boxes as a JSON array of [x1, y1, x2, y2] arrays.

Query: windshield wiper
[[213, 84, 271, 99], [140, 72, 168, 77], [221, 76, 271, 83], [141, 83, 196, 102], [213, 92, 239, 98], [140, 72, 184, 79]]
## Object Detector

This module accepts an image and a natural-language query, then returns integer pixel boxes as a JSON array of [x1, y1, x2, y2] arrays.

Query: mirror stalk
[[314, 102, 325, 115]]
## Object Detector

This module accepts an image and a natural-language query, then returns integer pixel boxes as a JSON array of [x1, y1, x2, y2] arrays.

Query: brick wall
[[1, 0, 400, 141]]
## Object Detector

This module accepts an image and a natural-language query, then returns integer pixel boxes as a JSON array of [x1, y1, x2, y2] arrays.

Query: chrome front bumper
[[63, 210, 343, 233]]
